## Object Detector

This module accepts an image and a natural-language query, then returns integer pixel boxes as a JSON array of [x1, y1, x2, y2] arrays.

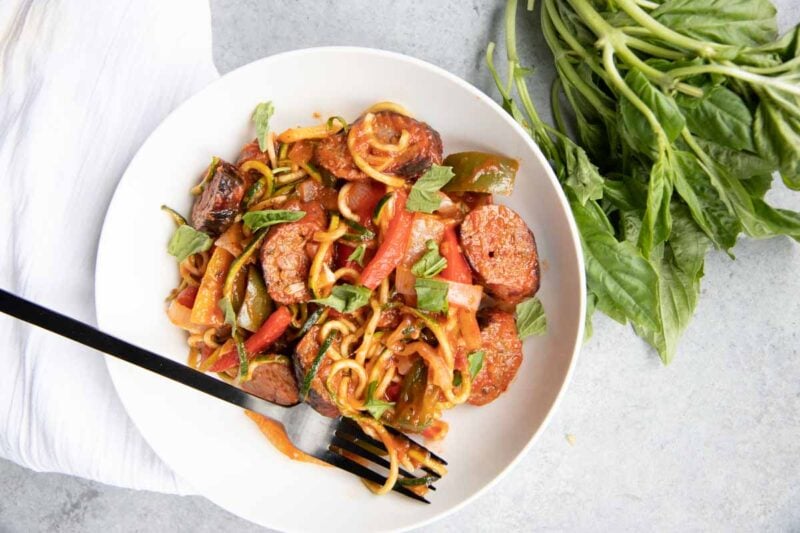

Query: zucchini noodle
[[365, 101, 412, 117]]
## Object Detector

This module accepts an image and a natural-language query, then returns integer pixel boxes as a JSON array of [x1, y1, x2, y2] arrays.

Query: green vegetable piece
[[191, 156, 220, 196], [442, 152, 518, 195], [467, 350, 485, 378], [414, 278, 449, 313], [411, 240, 448, 278], [372, 193, 393, 225], [341, 218, 376, 241], [237, 266, 272, 333], [347, 244, 366, 266], [312, 284, 372, 313], [300, 330, 337, 400], [233, 330, 249, 379], [161, 205, 187, 227], [515, 297, 547, 339], [406, 165, 455, 213], [391, 359, 438, 432], [297, 307, 325, 339], [252, 101, 275, 152], [167, 225, 212, 263], [242, 209, 306, 231], [364, 380, 395, 420]]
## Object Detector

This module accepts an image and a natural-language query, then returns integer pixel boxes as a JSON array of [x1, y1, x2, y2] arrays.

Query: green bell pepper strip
[[441, 151, 519, 195]]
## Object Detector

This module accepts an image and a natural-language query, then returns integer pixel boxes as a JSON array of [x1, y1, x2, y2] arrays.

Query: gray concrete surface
[[2, 0, 800, 532]]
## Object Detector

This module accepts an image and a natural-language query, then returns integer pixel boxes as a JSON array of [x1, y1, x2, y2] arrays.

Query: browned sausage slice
[[314, 132, 366, 181], [260, 200, 328, 305], [190, 160, 247, 236], [460, 204, 539, 305], [241, 357, 299, 406], [468, 309, 523, 406], [292, 326, 341, 418], [367, 112, 443, 180]]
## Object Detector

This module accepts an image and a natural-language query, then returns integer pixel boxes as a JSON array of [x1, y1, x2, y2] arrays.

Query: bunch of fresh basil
[[491, 0, 800, 363]]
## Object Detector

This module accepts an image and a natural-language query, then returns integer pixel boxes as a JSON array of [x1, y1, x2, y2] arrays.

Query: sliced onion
[[445, 280, 483, 312], [167, 300, 205, 334], [395, 265, 416, 295]]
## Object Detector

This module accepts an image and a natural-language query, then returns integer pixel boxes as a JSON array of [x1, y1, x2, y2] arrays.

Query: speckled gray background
[[2, 1, 800, 532]]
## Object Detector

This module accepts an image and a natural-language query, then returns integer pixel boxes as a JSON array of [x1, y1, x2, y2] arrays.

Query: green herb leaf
[[167, 224, 212, 262], [515, 297, 547, 339], [406, 165, 455, 213], [754, 95, 800, 190], [364, 380, 395, 420], [252, 101, 275, 152], [218, 296, 236, 327], [562, 140, 604, 205], [414, 278, 449, 313], [619, 70, 685, 155], [411, 240, 448, 278], [572, 198, 662, 334], [638, 153, 673, 258], [467, 350, 485, 378], [671, 150, 740, 251], [652, 0, 778, 47], [312, 284, 372, 313], [242, 210, 306, 231], [347, 244, 366, 266], [677, 86, 755, 151]]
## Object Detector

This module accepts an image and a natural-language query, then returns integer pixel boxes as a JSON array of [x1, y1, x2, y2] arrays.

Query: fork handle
[[0, 288, 287, 418]]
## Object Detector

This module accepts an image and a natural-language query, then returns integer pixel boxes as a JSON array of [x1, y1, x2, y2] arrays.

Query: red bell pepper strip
[[359, 190, 413, 290], [175, 286, 198, 308], [439, 226, 472, 284], [209, 306, 293, 372]]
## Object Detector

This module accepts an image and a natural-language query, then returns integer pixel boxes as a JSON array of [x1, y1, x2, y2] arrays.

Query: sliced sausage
[[314, 131, 367, 181], [236, 139, 270, 166], [460, 204, 539, 305], [468, 309, 523, 406], [260, 200, 329, 305], [364, 112, 443, 180], [241, 357, 299, 406], [190, 160, 247, 236], [293, 326, 341, 418]]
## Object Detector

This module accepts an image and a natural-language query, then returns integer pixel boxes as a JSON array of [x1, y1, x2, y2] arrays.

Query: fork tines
[[326, 418, 445, 502]]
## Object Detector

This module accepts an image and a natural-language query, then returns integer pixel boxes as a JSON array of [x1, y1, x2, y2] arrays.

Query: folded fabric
[[0, 0, 219, 493]]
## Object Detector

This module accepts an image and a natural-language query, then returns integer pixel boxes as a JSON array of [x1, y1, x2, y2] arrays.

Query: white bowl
[[95, 47, 585, 532]]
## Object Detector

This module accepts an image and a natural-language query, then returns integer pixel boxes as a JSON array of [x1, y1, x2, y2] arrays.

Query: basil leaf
[[638, 153, 673, 258], [652, 0, 778, 47], [572, 198, 662, 334], [218, 296, 236, 327], [694, 137, 776, 180], [407, 165, 455, 213], [467, 350, 485, 378], [347, 244, 366, 266], [364, 381, 394, 420], [671, 150, 740, 251], [242, 210, 306, 231], [167, 224, 212, 262], [414, 278, 449, 313], [312, 284, 372, 313], [411, 240, 448, 278], [562, 140, 604, 205], [620, 70, 685, 155], [677, 86, 754, 151], [754, 95, 800, 190], [515, 297, 547, 338], [252, 101, 275, 152]]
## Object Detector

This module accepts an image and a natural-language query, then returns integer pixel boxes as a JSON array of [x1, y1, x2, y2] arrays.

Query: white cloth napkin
[[0, 0, 219, 493]]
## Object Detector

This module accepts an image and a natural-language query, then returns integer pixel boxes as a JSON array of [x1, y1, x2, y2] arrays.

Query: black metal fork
[[0, 289, 446, 502]]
